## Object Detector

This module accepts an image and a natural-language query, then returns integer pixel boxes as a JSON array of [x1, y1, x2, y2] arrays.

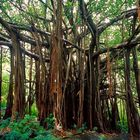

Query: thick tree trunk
[[49, 0, 63, 129], [11, 31, 25, 120]]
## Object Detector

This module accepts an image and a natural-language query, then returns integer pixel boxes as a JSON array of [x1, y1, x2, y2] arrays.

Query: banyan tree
[[0, 0, 140, 137]]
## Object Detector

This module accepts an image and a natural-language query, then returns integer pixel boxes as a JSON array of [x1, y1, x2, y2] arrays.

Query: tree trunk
[[0, 47, 2, 119], [132, 46, 140, 106], [125, 48, 140, 137], [28, 46, 33, 115], [49, 0, 63, 128], [11, 31, 25, 120]]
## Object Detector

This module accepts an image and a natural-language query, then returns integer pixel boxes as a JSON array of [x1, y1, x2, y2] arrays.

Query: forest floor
[[0, 126, 139, 140], [0, 116, 138, 140], [59, 131, 139, 140]]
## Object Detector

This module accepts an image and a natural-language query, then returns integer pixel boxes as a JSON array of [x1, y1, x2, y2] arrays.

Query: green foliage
[[45, 113, 55, 129], [34, 132, 59, 140], [88, 0, 134, 21], [31, 104, 38, 116], [72, 124, 77, 129], [3, 130, 35, 140], [0, 115, 59, 140], [117, 120, 128, 133], [1, 73, 9, 116], [93, 126, 98, 132], [45, 133, 59, 140], [2, 73, 9, 95], [0, 118, 10, 129], [98, 134, 107, 140], [77, 122, 87, 133], [9, 115, 47, 137], [3, 131, 23, 140]]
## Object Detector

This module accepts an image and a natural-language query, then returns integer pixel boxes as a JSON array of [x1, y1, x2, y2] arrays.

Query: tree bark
[[11, 30, 25, 120], [125, 48, 140, 137], [0, 47, 2, 119]]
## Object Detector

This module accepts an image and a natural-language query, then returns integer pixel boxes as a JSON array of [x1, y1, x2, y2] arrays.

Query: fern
[[0, 118, 10, 129], [0, 115, 59, 139], [45, 113, 55, 129], [2, 131, 21, 140]]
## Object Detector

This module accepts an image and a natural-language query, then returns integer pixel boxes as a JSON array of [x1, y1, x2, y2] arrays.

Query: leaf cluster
[[45, 113, 55, 129], [0, 115, 58, 140], [116, 120, 128, 133]]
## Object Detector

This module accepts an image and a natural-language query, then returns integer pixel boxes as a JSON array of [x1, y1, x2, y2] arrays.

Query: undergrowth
[[0, 115, 59, 140], [116, 120, 128, 133]]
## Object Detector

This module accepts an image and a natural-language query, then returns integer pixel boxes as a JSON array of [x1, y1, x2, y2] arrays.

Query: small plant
[[78, 122, 87, 133], [3, 130, 23, 140], [34, 133, 59, 140], [116, 120, 128, 133], [0, 118, 10, 129], [98, 134, 107, 140], [93, 126, 98, 132], [0, 115, 59, 140], [72, 124, 77, 129], [9, 115, 47, 138], [45, 113, 55, 129]]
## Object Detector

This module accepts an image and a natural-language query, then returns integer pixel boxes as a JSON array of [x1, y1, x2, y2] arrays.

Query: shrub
[[0, 115, 59, 140], [45, 113, 55, 129], [0, 118, 10, 129], [116, 120, 128, 133], [77, 122, 87, 133]]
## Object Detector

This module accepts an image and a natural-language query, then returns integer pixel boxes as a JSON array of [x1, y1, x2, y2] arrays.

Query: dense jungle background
[[0, 0, 140, 139]]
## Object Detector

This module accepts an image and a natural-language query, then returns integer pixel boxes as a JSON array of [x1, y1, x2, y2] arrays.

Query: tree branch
[[98, 8, 137, 34], [0, 41, 50, 62], [78, 0, 97, 38], [92, 34, 140, 58]]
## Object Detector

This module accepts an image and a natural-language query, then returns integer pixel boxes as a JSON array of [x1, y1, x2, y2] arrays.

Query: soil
[[66, 133, 140, 140]]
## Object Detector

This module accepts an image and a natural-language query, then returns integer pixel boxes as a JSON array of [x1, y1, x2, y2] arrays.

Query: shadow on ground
[[68, 133, 139, 140]]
